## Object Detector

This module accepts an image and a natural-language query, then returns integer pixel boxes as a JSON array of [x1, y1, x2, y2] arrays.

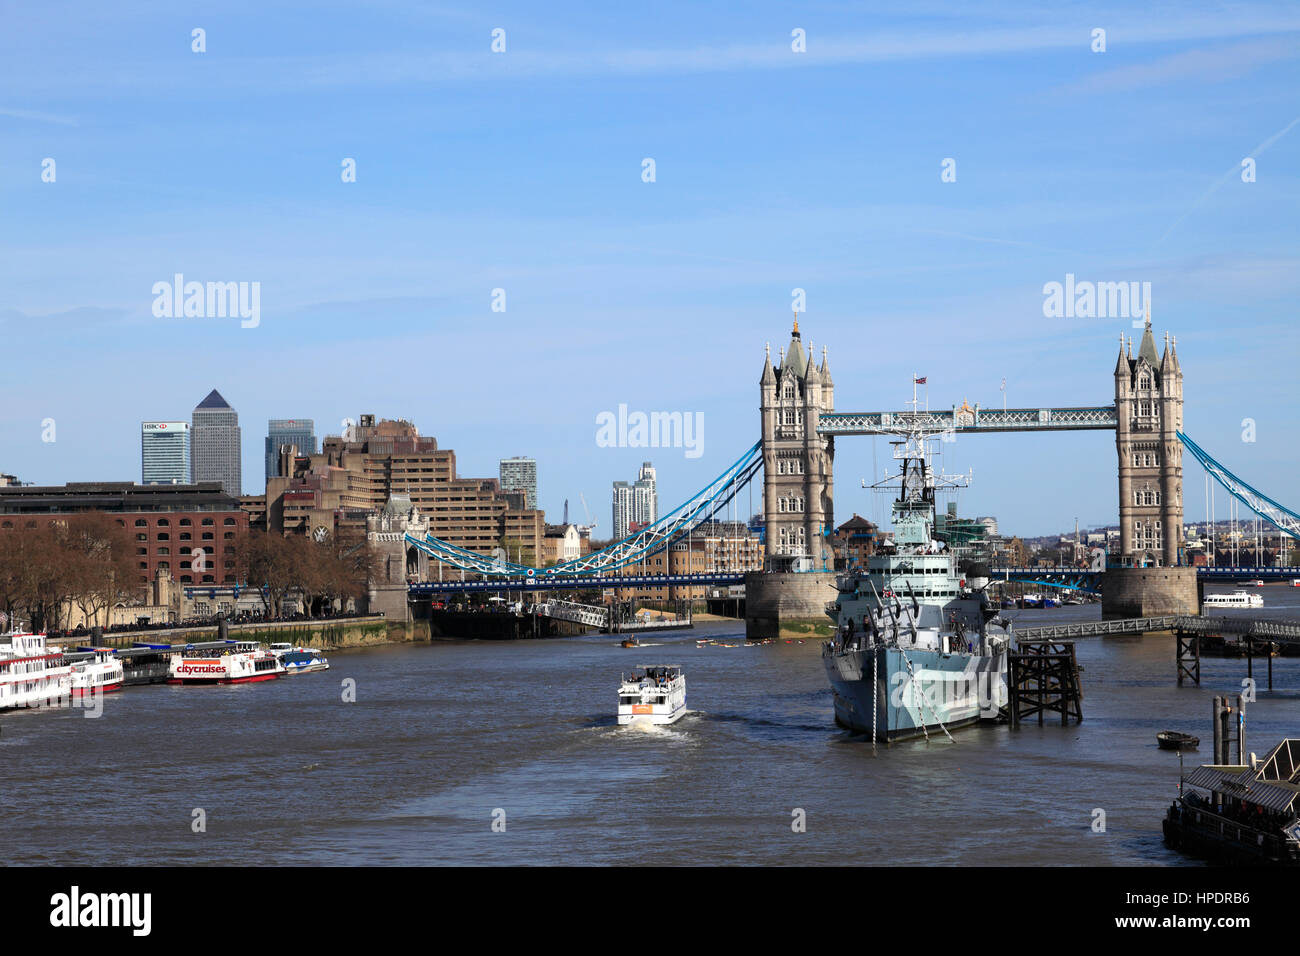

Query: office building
[[192, 389, 241, 496], [261, 414, 544, 568], [141, 421, 191, 484], [265, 419, 316, 483]]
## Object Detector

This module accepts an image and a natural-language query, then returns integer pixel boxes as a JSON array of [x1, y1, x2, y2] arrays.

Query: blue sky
[[2, 1, 1298, 536]]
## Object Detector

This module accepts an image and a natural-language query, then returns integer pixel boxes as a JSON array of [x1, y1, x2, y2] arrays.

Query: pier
[[1008, 640, 1084, 727], [1013, 613, 1300, 689], [1171, 616, 1300, 689]]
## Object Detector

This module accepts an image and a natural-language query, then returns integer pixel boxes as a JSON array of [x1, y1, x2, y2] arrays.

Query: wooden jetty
[[1008, 640, 1084, 727]]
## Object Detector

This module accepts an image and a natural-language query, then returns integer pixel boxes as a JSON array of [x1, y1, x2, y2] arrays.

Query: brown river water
[[4, 583, 1298, 865]]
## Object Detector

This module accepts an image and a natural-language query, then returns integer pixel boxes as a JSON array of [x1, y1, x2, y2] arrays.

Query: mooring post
[[1236, 694, 1246, 765], [1211, 696, 1222, 764], [1268, 646, 1273, 691]]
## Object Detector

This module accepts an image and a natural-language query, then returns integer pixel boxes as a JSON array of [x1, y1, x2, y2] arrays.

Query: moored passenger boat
[[0, 631, 72, 710], [277, 649, 330, 675], [70, 648, 124, 696], [1203, 590, 1264, 608], [617, 666, 686, 725], [168, 641, 284, 685]]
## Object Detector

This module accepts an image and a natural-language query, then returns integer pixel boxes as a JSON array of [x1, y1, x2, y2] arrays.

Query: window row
[[132, 517, 238, 527]]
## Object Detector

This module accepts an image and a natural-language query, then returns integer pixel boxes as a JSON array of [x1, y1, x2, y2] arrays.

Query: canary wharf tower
[[191, 389, 242, 495]]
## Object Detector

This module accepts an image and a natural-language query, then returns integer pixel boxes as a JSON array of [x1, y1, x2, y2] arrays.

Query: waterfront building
[[141, 421, 191, 484], [0, 481, 248, 598], [191, 389, 242, 496], [759, 318, 835, 568], [611, 462, 658, 539], [609, 520, 763, 601], [1114, 317, 1184, 566], [264, 414, 544, 571], [542, 524, 584, 565], [500, 457, 537, 510], [265, 419, 316, 482], [831, 514, 882, 569]]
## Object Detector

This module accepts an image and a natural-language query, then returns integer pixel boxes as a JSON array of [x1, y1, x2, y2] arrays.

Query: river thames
[[5, 587, 1299, 866]]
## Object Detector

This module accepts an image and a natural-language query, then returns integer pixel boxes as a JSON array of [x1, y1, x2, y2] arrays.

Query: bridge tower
[[1114, 314, 1184, 567], [759, 317, 835, 568]]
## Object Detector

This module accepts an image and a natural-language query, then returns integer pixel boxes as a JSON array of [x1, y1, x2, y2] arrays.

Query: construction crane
[[577, 492, 597, 537]]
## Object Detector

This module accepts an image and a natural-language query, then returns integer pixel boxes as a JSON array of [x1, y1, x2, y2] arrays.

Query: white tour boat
[[168, 641, 284, 685], [276, 647, 331, 675], [617, 666, 687, 725], [70, 648, 125, 697], [1203, 590, 1264, 609], [0, 632, 72, 710]]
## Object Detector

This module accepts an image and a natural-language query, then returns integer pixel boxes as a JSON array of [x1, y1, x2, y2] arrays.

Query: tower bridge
[[380, 315, 1297, 636]]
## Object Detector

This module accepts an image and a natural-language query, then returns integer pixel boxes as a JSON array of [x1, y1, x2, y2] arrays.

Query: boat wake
[[612, 713, 696, 739]]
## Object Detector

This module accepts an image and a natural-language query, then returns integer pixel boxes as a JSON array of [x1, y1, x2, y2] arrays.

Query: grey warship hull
[[823, 643, 1008, 741]]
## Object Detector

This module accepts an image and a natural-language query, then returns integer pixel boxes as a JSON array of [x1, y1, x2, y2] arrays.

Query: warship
[[822, 402, 1012, 742]]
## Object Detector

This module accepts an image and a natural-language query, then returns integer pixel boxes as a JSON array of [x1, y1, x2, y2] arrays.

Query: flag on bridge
[[914, 376, 927, 385]]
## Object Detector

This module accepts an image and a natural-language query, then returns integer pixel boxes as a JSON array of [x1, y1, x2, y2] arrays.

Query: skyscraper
[[635, 462, 657, 526], [612, 481, 634, 540], [611, 462, 658, 539], [499, 457, 537, 510], [141, 421, 190, 484], [192, 389, 241, 496], [266, 419, 317, 482]]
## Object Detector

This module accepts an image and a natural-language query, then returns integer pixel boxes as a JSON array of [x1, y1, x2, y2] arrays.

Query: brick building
[[0, 481, 248, 598]]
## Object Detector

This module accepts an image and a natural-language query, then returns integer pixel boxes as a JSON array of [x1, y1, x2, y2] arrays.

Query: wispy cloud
[[5, 10, 1300, 95], [1155, 115, 1300, 245], [0, 106, 78, 126], [1060, 36, 1300, 94]]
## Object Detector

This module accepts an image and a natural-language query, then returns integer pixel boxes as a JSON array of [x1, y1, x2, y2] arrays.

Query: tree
[[232, 529, 300, 618], [65, 513, 135, 629], [0, 522, 81, 632]]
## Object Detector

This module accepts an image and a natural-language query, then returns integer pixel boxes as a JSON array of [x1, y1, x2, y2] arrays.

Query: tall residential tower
[[499, 457, 538, 510]]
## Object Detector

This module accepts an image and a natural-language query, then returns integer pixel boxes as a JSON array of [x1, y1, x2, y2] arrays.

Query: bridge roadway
[[409, 571, 747, 595], [408, 566, 1300, 596], [991, 566, 1300, 591]]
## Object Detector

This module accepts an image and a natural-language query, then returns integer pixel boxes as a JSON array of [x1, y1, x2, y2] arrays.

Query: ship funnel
[[964, 561, 991, 590]]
